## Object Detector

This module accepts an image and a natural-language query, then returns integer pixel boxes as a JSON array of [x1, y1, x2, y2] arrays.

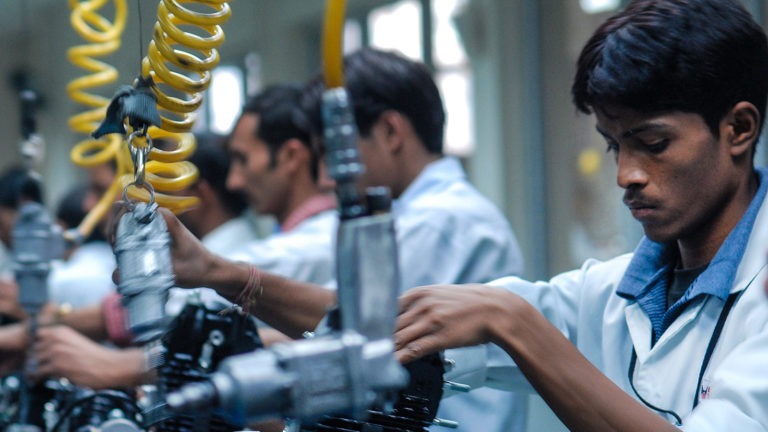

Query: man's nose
[[616, 150, 648, 190], [226, 167, 245, 191]]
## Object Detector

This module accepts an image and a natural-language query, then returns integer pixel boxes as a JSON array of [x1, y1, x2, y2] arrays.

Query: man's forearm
[[493, 298, 679, 432], [57, 304, 109, 341], [205, 259, 336, 338]]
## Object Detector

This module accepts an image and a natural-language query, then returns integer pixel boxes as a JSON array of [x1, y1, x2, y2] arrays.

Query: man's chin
[[640, 225, 675, 244]]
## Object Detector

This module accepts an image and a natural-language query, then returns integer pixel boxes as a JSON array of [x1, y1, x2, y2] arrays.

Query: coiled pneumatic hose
[[68, 0, 232, 241], [128, 0, 234, 208], [67, 0, 128, 242]]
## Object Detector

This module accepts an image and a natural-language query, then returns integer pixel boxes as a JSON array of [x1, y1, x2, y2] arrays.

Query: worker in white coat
[[395, 0, 768, 430]]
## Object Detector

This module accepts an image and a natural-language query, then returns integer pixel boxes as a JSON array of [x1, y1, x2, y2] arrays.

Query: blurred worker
[[223, 83, 337, 281], [0, 165, 44, 323], [393, 0, 768, 430], [0, 165, 45, 374], [300, 48, 526, 431], [0, 165, 44, 250], [151, 48, 526, 431], [48, 183, 115, 309]]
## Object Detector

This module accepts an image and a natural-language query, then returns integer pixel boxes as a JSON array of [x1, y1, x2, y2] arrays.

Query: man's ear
[[277, 138, 310, 173], [725, 101, 760, 158], [376, 110, 406, 153], [193, 180, 214, 204]]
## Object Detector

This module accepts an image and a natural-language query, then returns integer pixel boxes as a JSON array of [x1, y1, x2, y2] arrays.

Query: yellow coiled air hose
[[130, 0, 233, 210], [68, 0, 232, 241], [67, 0, 128, 241]]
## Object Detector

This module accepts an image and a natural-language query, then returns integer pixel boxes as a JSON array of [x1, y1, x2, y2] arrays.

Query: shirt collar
[[393, 156, 464, 215], [279, 194, 337, 233], [617, 167, 768, 302]]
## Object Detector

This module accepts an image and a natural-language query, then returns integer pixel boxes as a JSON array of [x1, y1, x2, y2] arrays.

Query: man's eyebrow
[[595, 122, 671, 139]]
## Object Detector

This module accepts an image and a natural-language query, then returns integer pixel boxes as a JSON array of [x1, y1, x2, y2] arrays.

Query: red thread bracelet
[[236, 264, 263, 312]]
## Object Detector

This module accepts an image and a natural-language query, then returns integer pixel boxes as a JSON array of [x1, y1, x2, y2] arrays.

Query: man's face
[[354, 116, 402, 198], [595, 106, 738, 244], [227, 114, 289, 218], [356, 133, 392, 193]]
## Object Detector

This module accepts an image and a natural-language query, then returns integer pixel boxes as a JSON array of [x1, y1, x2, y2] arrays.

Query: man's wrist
[[486, 287, 524, 348], [208, 258, 254, 302]]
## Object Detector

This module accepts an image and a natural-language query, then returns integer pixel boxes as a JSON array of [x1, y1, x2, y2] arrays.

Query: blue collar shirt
[[617, 168, 768, 344]]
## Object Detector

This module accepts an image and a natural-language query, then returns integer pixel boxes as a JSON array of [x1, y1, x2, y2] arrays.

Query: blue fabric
[[616, 168, 768, 343], [392, 157, 524, 289]]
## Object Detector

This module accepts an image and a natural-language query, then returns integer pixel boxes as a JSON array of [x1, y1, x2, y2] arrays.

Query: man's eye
[[605, 141, 619, 154], [646, 139, 670, 154]]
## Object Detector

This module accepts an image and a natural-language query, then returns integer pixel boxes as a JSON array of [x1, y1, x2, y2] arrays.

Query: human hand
[[31, 325, 144, 389], [0, 321, 29, 352], [248, 419, 286, 432], [107, 202, 215, 288], [395, 284, 513, 363], [0, 322, 28, 374]]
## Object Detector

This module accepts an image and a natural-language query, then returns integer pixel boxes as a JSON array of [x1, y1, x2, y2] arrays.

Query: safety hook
[[125, 130, 156, 205]]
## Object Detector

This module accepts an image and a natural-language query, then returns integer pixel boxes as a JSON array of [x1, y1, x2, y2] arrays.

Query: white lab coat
[[458, 187, 768, 431]]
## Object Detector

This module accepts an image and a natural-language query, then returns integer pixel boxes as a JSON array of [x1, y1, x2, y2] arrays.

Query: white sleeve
[[439, 259, 620, 394]]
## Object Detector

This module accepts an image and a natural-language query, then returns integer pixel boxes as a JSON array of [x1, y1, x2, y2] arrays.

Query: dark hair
[[302, 48, 446, 154], [56, 183, 106, 243], [56, 184, 88, 230], [190, 132, 248, 216], [572, 0, 768, 141], [0, 165, 44, 209], [241, 83, 317, 180]]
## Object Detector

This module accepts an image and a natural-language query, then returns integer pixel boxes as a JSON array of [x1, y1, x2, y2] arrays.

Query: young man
[[394, 0, 768, 430], [160, 48, 526, 431], [222, 83, 337, 284], [301, 48, 526, 431]]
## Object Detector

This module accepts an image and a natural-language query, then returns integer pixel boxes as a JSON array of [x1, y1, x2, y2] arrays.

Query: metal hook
[[125, 131, 156, 206], [128, 130, 153, 187], [122, 180, 156, 206]]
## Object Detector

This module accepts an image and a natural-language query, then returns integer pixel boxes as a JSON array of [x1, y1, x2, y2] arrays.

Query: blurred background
[[0, 1, 765, 429]]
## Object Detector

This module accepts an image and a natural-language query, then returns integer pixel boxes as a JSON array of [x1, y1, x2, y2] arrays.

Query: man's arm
[[160, 208, 336, 338], [32, 325, 147, 389], [395, 284, 679, 432], [53, 302, 109, 341], [0, 301, 108, 354]]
